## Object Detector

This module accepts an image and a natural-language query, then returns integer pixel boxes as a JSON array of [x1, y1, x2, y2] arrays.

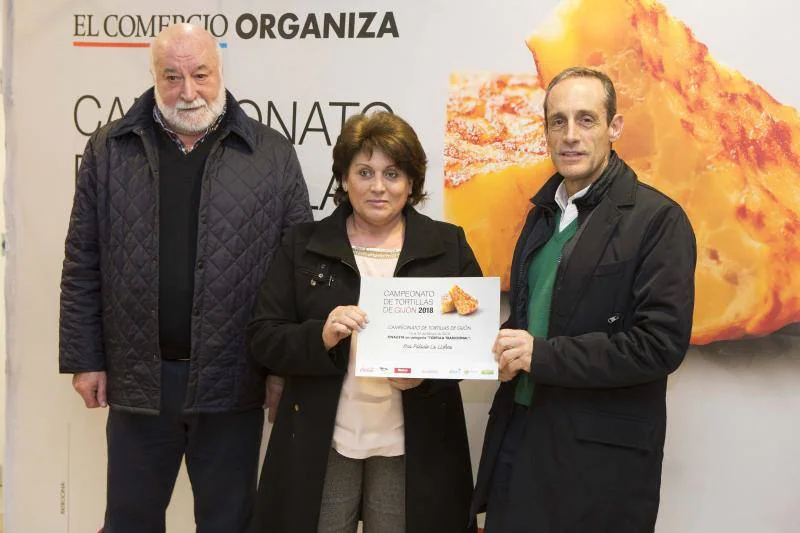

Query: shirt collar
[[554, 180, 591, 213]]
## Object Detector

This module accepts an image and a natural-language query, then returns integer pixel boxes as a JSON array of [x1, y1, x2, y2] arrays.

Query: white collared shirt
[[554, 180, 591, 232]]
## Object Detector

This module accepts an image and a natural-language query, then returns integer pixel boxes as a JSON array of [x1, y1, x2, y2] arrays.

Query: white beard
[[155, 82, 226, 135]]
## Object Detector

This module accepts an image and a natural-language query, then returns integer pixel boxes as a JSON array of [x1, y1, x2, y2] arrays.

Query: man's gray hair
[[148, 25, 223, 77], [543, 66, 617, 127]]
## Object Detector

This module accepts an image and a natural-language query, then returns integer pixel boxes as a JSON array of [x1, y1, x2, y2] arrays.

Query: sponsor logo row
[[358, 367, 496, 376]]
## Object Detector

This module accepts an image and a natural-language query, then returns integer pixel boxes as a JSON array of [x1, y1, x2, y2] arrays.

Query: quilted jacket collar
[[109, 88, 257, 152], [307, 202, 447, 269]]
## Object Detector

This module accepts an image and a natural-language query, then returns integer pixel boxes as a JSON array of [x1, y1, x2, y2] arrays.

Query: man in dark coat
[[59, 23, 311, 533], [471, 67, 696, 532]]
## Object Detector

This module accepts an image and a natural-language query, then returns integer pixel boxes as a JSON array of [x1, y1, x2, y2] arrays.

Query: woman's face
[[344, 148, 412, 229]]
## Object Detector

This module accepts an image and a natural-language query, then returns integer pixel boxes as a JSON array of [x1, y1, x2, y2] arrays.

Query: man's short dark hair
[[543, 67, 617, 127], [331, 112, 428, 206]]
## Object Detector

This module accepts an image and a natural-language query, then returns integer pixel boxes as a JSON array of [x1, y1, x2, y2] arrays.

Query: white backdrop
[[4, 0, 800, 532]]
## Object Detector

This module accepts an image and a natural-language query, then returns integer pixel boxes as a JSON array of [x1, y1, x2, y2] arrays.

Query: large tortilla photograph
[[444, 0, 800, 344]]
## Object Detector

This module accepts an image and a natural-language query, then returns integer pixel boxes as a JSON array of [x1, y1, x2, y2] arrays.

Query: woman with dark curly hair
[[248, 112, 480, 533]]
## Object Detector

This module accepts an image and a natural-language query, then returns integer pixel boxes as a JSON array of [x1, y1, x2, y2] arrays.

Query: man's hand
[[388, 378, 423, 391], [72, 371, 108, 408], [493, 329, 534, 382], [265, 375, 285, 424], [322, 305, 368, 350]]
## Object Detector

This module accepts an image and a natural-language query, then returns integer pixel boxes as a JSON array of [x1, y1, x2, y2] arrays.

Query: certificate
[[355, 277, 500, 380]]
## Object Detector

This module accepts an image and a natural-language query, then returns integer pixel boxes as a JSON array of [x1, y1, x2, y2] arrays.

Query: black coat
[[247, 203, 480, 533], [59, 89, 312, 413], [471, 152, 696, 532]]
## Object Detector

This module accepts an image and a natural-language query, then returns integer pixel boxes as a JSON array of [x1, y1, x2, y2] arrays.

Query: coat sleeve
[[413, 225, 484, 396], [247, 228, 345, 377], [530, 204, 696, 388], [281, 145, 313, 228], [59, 136, 106, 374]]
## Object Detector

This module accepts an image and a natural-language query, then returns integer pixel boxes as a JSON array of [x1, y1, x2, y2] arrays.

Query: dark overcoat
[[471, 152, 697, 533], [248, 203, 481, 533]]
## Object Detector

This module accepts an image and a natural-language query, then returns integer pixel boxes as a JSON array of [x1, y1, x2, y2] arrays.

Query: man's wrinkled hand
[[72, 371, 108, 408], [493, 329, 534, 382]]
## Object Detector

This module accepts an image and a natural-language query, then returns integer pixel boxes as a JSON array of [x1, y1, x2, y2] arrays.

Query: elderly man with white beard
[[59, 23, 312, 533]]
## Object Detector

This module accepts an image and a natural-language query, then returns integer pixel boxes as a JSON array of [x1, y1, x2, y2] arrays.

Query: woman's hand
[[388, 378, 423, 391], [322, 305, 368, 350]]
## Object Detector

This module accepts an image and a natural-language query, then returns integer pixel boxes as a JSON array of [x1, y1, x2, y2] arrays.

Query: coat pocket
[[592, 260, 625, 277], [297, 264, 334, 287], [573, 410, 654, 452]]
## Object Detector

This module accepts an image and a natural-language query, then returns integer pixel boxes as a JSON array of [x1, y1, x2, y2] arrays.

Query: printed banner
[[5, 1, 800, 532]]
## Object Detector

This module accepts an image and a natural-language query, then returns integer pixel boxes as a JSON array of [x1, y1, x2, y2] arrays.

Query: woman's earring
[[342, 183, 348, 192]]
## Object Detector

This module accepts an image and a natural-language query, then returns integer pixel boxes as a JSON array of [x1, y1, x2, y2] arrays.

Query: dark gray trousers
[[103, 360, 264, 533], [317, 448, 406, 533]]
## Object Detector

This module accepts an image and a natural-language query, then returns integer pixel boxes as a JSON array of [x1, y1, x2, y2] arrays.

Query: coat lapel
[[305, 203, 357, 269], [550, 153, 636, 322], [395, 207, 446, 274], [550, 200, 623, 321]]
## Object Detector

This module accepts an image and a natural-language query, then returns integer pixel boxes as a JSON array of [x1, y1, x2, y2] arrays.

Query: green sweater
[[514, 213, 577, 406]]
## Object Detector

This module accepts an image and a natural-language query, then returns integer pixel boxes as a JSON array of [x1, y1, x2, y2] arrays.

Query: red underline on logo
[[73, 41, 150, 48]]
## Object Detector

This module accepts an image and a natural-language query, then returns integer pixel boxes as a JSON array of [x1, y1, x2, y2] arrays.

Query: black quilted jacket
[[59, 88, 312, 414]]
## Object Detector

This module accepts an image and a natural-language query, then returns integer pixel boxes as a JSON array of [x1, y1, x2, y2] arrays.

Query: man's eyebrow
[[160, 64, 212, 74], [548, 109, 600, 118]]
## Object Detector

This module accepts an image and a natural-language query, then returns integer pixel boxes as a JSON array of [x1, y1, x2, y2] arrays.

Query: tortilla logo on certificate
[[442, 285, 479, 315]]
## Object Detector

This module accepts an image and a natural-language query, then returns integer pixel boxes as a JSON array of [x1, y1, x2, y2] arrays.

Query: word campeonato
[[72, 96, 394, 211]]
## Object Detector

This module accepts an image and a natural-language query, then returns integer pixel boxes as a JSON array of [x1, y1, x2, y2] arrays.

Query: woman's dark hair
[[331, 112, 428, 206]]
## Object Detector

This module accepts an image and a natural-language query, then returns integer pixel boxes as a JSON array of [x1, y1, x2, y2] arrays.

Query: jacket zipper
[[339, 257, 359, 277], [135, 126, 162, 362]]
